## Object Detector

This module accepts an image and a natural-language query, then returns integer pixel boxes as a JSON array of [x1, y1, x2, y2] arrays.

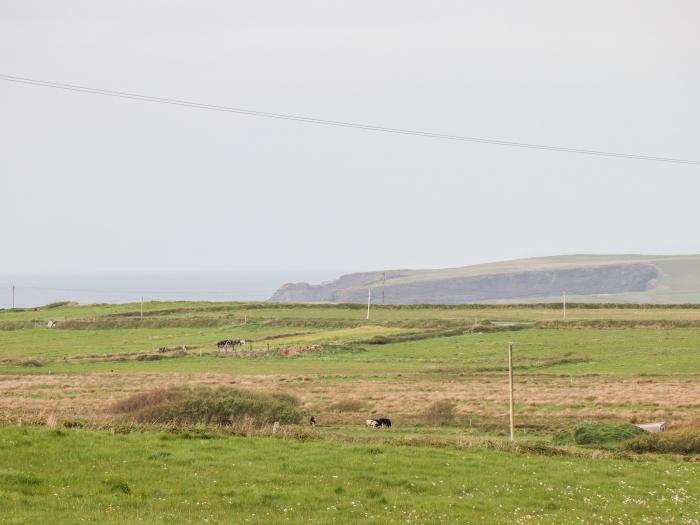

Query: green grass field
[[1, 301, 699, 523], [6, 300, 700, 323], [2, 325, 699, 377], [1, 426, 698, 525]]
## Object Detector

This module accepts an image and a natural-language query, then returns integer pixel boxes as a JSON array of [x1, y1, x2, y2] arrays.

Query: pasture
[[1, 426, 699, 525], [1, 301, 699, 523]]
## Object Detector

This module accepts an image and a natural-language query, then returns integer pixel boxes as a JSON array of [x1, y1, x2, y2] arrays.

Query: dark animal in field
[[309, 416, 317, 427], [216, 339, 246, 350], [365, 418, 391, 428]]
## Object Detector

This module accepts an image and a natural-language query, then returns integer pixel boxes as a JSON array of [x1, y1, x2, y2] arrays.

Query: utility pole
[[366, 287, 372, 320], [381, 272, 386, 305], [11, 285, 15, 310], [140, 297, 144, 321], [508, 342, 515, 441], [562, 291, 566, 321]]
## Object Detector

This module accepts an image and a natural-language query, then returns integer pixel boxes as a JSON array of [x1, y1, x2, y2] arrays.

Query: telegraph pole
[[381, 272, 386, 305], [562, 291, 566, 321], [11, 285, 15, 310], [366, 287, 372, 320], [140, 297, 144, 321], [508, 342, 515, 441]]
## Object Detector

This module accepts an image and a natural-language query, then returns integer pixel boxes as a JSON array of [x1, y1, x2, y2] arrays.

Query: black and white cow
[[216, 339, 246, 351], [365, 418, 391, 429]]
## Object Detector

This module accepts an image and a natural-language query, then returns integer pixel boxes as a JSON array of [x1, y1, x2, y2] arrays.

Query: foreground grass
[[0, 426, 698, 524]]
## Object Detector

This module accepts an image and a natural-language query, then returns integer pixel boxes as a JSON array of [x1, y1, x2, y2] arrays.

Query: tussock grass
[[112, 388, 186, 413], [553, 423, 645, 448], [104, 478, 131, 495], [112, 386, 303, 427], [623, 429, 700, 455]]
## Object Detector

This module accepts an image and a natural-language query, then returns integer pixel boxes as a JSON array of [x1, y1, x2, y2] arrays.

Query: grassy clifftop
[[271, 254, 700, 304]]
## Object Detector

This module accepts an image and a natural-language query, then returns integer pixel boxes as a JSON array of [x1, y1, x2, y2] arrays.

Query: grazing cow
[[309, 416, 317, 427], [376, 418, 392, 428], [365, 419, 379, 428], [216, 339, 246, 351]]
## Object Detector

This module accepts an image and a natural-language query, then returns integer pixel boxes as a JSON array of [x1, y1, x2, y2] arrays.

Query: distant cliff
[[269, 254, 700, 304]]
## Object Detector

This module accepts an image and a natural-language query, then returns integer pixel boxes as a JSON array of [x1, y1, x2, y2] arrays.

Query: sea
[[0, 271, 342, 309]]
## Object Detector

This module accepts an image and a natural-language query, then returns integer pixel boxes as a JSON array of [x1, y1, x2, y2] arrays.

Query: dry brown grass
[[0, 371, 698, 431], [110, 387, 186, 413], [329, 399, 365, 412], [422, 400, 458, 425]]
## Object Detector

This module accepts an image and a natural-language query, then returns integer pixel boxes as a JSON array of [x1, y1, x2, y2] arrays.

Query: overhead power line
[[1, 73, 698, 165]]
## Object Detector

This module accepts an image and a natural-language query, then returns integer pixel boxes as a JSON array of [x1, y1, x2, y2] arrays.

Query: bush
[[112, 387, 303, 427], [423, 400, 458, 425], [553, 423, 645, 447], [623, 430, 700, 455]]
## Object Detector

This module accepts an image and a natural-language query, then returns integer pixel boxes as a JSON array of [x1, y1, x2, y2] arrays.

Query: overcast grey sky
[[1, 1, 699, 273]]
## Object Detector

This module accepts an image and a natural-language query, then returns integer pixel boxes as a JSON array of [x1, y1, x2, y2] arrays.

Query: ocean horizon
[[0, 271, 343, 308]]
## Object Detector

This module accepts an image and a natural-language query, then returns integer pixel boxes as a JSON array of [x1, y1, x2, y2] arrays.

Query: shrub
[[423, 400, 458, 425], [623, 430, 700, 455], [553, 423, 645, 447], [112, 387, 303, 427]]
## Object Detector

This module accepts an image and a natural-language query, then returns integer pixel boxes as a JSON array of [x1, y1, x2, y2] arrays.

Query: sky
[[1, 1, 699, 273]]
